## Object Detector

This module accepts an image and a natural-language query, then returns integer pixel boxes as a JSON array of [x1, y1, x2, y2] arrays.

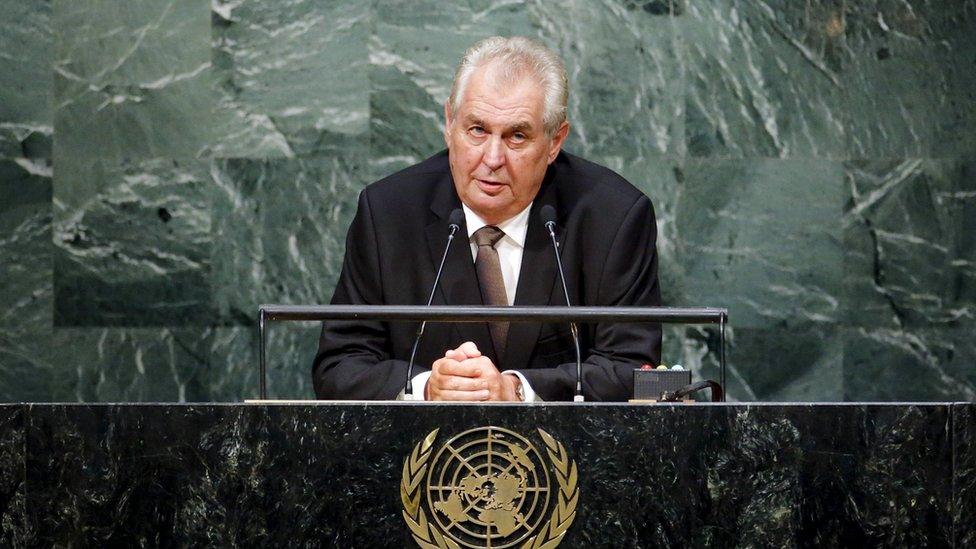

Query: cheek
[[458, 147, 483, 171], [511, 152, 546, 184]]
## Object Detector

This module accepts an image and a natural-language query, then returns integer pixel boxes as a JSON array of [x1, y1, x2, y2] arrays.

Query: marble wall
[[0, 0, 973, 402]]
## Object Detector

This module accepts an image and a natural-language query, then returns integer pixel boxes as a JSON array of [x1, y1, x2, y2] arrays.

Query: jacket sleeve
[[517, 194, 662, 401], [311, 190, 421, 400]]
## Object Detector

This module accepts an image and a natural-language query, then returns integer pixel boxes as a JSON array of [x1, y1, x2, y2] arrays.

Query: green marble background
[[1, 0, 973, 402]]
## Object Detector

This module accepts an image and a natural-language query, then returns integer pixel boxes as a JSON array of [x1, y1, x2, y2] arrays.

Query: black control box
[[633, 368, 692, 401]]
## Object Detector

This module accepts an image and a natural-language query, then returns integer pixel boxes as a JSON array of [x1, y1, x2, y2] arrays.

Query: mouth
[[475, 178, 507, 195]]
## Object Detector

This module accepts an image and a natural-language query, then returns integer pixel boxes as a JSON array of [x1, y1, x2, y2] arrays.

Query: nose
[[482, 135, 506, 172]]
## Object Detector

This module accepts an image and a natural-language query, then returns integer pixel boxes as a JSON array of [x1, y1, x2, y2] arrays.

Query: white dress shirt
[[405, 202, 541, 402]]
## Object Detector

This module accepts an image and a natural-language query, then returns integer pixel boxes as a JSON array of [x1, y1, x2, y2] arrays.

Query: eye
[[469, 126, 486, 136], [510, 132, 527, 143]]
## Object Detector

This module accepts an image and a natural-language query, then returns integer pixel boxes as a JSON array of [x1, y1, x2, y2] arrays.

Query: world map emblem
[[400, 427, 578, 549]]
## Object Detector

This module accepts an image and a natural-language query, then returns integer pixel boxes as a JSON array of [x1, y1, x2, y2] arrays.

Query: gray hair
[[447, 36, 568, 138]]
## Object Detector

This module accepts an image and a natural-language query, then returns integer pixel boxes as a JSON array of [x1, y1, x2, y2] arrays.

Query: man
[[313, 36, 661, 402]]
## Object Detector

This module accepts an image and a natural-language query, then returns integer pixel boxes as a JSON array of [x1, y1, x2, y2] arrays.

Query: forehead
[[458, 64, 546, 125]]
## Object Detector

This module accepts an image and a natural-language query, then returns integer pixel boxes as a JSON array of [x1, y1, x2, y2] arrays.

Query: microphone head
[[448, 208, 464, 229], [540, 204, 557, 226]]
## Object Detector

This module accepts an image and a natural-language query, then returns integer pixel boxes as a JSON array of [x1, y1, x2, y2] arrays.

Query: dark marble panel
[[675, 158, 844, 330], [0, 126, 52, 161], [628, 159, 682, 306], [18, 404, 956, 547], [793, 404, 953, 546], [0, 160, 52, 333], [0, 0, 54, 121], [533, 1, 684, 160], [0, 0, 972, 408], [210, 0, 369, 158], [930, 3, 976, 157], [954, 403, 975, 547], [47, 329, 212, 402], [732, 326, 842, 402], [664, 324, 841, 403], [53, 157, 211, 326], [208, 323, 319, 401], [844, 327, 976, 401], [0, 0, 52, 131], [842, 0, 976, 157], [0, 406, 26, 545], [843, 159, 976, 330], [8, 327, 229, 404], [0, 159, 54, 403], [23, 404, 411, 546], [210, 142, 367, 326], [204, 328, 258, 402], [679, 0, 846, 158], [367, 59, 455, 180], [53, 0, 212, 161], [0, 330, 56, 404]]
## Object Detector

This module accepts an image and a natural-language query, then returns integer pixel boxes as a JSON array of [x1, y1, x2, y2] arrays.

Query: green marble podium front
[[0, 402, 972, 547]]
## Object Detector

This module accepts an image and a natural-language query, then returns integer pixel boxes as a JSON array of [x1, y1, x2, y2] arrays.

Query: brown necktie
[[473, 225, 509, 359]]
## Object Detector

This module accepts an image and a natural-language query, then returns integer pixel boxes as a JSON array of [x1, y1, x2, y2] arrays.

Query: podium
[[1, 402, 971, 546]]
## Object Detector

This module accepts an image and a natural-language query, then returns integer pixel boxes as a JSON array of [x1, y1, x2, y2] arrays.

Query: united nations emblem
[[400, 427, 578, 549]]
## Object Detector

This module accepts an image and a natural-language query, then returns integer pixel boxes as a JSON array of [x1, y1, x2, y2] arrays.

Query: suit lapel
[[502, 178, 560, 371], [425, 173, 496, 359]]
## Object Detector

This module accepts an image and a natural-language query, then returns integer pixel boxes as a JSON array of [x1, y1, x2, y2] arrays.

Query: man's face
[[445, 64, 569, 225]]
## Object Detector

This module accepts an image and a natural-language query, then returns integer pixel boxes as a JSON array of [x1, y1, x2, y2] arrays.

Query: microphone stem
[[405, 227, 457, 398], [570, 322, 582, 398], [405, 321, 426, 396], [546, 222, 584, 402]]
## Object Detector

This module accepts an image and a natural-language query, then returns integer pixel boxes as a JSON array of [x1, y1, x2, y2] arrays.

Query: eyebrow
[[464, 116, 536, 134]]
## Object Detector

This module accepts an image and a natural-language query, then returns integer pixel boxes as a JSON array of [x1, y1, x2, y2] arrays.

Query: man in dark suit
[[313, 36, 661, 401]]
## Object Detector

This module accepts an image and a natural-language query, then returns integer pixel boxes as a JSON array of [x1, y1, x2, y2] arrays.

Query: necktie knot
[[473, 225, 505, 248]]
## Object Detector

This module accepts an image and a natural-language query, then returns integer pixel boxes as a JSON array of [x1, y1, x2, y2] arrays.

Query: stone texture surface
[[0, 406, 26, 545], [955, 403, 975, 547], [681, 0, 846, 158], [843, 0, 976, 158], [53, 157, 212, 327], [210, 0, 369, 158], [53, 0, 213, 161], [675, 157, 844, 330], [3, 403, 959, 546], [0, 1, 974, 402], [210, 144, 367, 326], [0, 0, 52, 159]]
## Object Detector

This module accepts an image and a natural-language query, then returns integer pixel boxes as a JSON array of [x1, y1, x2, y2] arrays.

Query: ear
[[443, 101, 453, 148], [546, 121, 570, 164]]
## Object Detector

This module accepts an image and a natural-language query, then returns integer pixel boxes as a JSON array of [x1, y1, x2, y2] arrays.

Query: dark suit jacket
[[313, 150, 662, 401]]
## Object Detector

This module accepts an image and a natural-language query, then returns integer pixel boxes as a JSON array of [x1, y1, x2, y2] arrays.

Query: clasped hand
[[427, 341, 521, 401]]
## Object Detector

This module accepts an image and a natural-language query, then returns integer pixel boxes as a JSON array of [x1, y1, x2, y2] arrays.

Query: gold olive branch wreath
[[400, 428, 578, 549]]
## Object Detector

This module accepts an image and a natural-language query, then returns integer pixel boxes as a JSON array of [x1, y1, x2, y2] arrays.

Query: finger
[[434, 375, 488, 393], [457, 341, 481, 357], [438, 359, 483, 378], [460, 356, 499, 376], [431, 357, 459, 374], [431, 389, 490, 402]]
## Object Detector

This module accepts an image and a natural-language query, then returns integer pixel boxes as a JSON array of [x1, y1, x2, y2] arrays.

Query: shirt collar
[[462, 202, 532, 248]]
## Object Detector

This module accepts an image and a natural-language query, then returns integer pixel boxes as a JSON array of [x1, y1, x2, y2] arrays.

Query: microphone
[[405, 208, 464, 399], [540, 205, 584, 402]]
